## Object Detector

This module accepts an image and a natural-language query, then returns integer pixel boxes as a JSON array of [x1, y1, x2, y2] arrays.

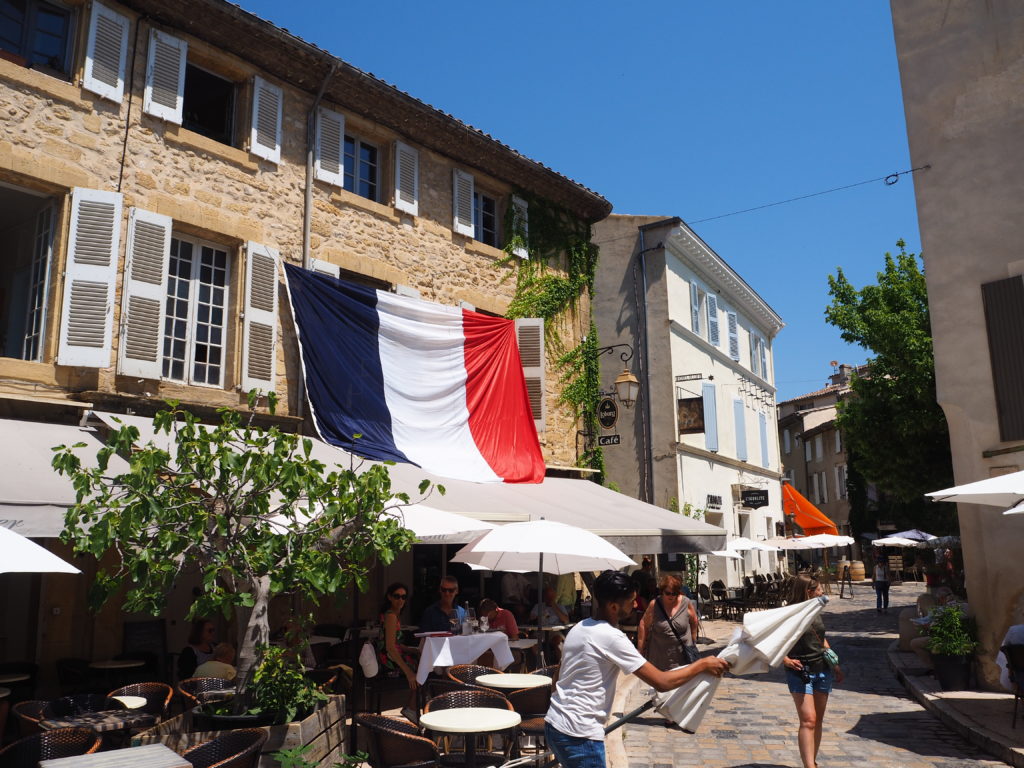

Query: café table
[[419, 707, 520, 768], [416, 633, 514, 684], [518, 623, 574, 633], [0, 672, 30, 684], [40, 708, 156, 733], [90, 658, 146, 689], [475, 673, 551, 690], [40, 743, 190, 768], [0, 686, 10, 699], [110, 695, 147, 709]]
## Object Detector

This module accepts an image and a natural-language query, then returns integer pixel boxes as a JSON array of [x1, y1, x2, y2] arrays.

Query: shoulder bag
[[658, 597, 701, 665]]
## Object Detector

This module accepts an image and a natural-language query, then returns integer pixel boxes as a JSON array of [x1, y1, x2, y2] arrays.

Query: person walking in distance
[[873, 553, 892, 614], [545, 570, 729, 768], [782, 574, 843, 768]]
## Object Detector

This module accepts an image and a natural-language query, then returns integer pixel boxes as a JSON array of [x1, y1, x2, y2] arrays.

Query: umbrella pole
[[538, 552, 545, 666], [605, 698, 656, 734], [442, 544, 447, 580]]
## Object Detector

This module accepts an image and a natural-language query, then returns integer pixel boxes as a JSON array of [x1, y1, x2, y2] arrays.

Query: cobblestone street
[[614, 582, 1006, 768]]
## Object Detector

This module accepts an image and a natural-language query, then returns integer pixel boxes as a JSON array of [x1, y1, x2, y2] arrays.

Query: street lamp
[[596, 343, 640, 408]]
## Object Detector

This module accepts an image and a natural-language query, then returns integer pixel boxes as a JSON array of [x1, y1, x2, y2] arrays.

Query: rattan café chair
[[178, 676, 235, 709], [108, 681, 174, 721], [447, 664, 501, 687], [0, 727, 101, 768], [358, 713, 440, 768], [182, 727, 267, 768]]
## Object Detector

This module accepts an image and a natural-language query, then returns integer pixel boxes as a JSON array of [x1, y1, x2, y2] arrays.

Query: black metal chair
[[181, 727, 267, 768], [358, 713, 439, 768], [42, 694, 125, 719], [0, 727, 101, 766], [1003, 644, 1024, 728], [108, 682, 174, 721]]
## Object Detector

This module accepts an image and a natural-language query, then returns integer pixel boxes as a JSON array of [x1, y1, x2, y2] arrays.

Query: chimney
[[829, 364, 853, 387]]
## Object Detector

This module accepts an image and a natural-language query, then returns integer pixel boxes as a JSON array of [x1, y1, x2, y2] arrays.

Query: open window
[[0, 183, 56, 361], [0, 0, 75, 77], [183, 63, 235, 145]]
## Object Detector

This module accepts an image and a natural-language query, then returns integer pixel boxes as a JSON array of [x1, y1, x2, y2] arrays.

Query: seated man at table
[[479, 598, 521, 668], [194, 642, 237, 680], [546, 570, 730, 768], [530, 586, 570, 661], [419, 576, 466, 633]]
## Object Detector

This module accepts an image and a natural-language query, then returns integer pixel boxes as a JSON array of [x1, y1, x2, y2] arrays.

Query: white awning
[[91, 411, 726, 555], [0, 418, 131, 538]]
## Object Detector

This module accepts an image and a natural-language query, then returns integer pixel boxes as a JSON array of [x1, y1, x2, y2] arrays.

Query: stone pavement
[[609, 582, 1009, 768]]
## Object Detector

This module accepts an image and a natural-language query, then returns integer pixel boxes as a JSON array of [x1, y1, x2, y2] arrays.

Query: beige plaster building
[[0, 0, 608, 675], [891, 0, 1024, 687]]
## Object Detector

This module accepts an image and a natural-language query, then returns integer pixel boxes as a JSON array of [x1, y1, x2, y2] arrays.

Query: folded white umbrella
[[872, 536, 920, 547], [891, 528, 937, 541], [652, 596, 827, 731], [386, 504, 496, 544], [0, 526, 80, 574], [927, 471, 1024, 507], [725, 536, 780, 552]]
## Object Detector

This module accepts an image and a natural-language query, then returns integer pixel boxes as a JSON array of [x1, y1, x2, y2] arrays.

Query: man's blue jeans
[[545, 722, 606, 768]]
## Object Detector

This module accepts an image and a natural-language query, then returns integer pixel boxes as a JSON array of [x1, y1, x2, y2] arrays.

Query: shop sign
[[598, 435, 621, 446], [741, 489, 769, 509], [598, 398, 618, 429]]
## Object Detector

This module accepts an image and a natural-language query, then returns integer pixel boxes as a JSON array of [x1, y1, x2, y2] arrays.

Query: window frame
[[343, 133, 380, 202], [162, 233, 232, 389], [0, 0, 76, 77], [181, 60, 237, 146], [473, 188, 499, 247]]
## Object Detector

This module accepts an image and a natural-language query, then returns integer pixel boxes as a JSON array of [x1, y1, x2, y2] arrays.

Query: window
[[0, 184, 55, 361], [834, 430, 842, 454], [690, 283, 706, 338], [810, 473, 820, 505], [836, 464, 848, 499], [750, 333, 768, 378], [819, 471, 828, 504], [783, 428, 791, 454], [0, 0, 73, 75], [814, 434, 823, 461], [473, 191, 497, 247], [183, 63, 235, 145], [163, 236, 229, 386], [804, 440, 811, 462], [344, 135, 379, 201]]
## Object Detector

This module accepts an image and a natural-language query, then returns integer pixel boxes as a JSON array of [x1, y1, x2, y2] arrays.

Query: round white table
[[475, 673, 551, 690], [112, 694, 147, 709], [90, 659, 145, 670], [419, 707, 521, 768], [0, 687, 10, 699], [0, 673, 30, 684]]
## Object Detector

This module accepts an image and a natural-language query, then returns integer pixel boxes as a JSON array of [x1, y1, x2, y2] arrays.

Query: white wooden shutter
[[706, 293, 720, 347], [250, 76, 283, 164], [734, 398, 747, 462], [690, 282, 700, 333], [810, 473, 819, 505], [394, 284, 421, 299], [759, 338, 769, 380], [515, 318, 545, 432], [510, 195, 529, 259], [57, 188, 123, 368], [394, 141, 419, 216], [835, 430, 842, 453], [702, 381, 718, 452], [142, 29, 187, 123], [452, 169, 474, 237], [241, 242, 279, 392], [117, 208, 171, 378], [82, 2, 129, 103], [820, 472, 828, 504], [759, 411, 769, 468], [749, 333, 759, 376], [727, 311, 740, 360], [315, 108, 344, 187], [310, 258, 340, 278]]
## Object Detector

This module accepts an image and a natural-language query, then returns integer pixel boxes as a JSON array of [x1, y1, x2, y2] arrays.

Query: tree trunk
[[236, 574, 272, 696]]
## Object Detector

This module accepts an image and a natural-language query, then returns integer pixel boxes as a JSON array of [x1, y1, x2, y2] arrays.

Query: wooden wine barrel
[[849, 560, 866, 581]]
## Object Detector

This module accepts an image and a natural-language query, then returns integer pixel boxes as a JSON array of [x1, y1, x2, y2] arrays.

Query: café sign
[[598, 398, 618, 429]]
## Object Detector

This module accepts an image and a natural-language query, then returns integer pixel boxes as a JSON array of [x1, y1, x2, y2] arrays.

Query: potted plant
[[925, 603, 978, 690]]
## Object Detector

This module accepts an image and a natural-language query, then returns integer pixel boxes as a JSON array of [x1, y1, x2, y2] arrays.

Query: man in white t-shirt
[[545, 570, 729, 768]]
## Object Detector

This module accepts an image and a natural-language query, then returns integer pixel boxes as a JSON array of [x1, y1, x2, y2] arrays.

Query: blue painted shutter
[[759, 412, 769, 468], [734, 398, 747, 462], [702, 382, 718, 452]]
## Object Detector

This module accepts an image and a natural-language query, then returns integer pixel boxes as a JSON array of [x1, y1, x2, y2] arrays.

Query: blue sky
[[242, 0, 920, 402]]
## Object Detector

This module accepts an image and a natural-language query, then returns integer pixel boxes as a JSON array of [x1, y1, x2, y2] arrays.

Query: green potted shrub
[[925, 603, 978, 690]]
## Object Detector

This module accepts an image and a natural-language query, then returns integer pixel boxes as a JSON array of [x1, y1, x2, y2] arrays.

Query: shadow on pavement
[[848, 710, 986, 758]]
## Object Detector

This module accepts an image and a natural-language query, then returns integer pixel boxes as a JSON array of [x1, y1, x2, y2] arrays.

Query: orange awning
[[782, 483, 838, 536]]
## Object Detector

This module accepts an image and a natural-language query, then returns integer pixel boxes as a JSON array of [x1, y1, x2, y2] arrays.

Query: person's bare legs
[[812, 691, 829, 763], [791, 692, 819, 768]]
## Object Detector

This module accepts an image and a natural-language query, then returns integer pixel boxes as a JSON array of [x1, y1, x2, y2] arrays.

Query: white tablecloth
[[416, 634, 514, 684]]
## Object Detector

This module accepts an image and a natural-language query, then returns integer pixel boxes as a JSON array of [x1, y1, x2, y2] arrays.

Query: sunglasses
[[440, 587, 457, 594], [390, 593, 408, 600]]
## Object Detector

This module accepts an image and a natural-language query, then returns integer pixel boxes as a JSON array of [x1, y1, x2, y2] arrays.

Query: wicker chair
[[530, 664, 559, 681], [182, 727, 267, 768], [304, 668, 339, 692], [55, 657, 93, 694], [11, 700, 45, 737], [358, 713, 439, 768], [108, 682, 174, 720], [0, 727, 101, 766], [507, 685, 550, 753], [42, 694, 125, 719], [178, 677, 236, 709], [446, 664, 501, 686]]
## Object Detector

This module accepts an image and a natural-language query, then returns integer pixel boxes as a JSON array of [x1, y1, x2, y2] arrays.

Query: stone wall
[[0, 6, 583, 466]]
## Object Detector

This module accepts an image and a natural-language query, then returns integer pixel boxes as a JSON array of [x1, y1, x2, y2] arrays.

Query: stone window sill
[[329, 188, 400, 223], [162, 125, 257, 170]]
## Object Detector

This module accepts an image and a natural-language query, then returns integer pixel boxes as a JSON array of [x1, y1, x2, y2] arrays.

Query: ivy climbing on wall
[[499, 193, 605, 479]]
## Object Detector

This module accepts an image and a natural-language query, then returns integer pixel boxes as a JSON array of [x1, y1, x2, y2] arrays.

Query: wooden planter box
[[134, 694, 346, 767]]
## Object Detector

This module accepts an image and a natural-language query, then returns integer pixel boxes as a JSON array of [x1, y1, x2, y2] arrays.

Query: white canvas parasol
[[0, 526, 80, 574], [725, 537, 780, 552], [872, 536, 920, 547], [926, 471, 1024, 508]]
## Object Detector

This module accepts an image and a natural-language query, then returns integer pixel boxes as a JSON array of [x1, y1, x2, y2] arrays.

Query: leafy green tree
[[825, 241, 956, 532], [52, 393, 433, 686]]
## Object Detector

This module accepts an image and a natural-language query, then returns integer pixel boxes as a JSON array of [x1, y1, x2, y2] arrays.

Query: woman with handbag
[[376, 581, 421, 723], [638, 573, 701, 725], [782, 574, 844, 768]]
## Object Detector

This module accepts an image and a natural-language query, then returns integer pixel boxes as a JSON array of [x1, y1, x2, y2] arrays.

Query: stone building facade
[[0, 0, 608, 673]]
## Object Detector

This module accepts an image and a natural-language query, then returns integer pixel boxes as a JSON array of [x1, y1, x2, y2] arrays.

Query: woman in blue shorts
[[782, 574, 843, 768]]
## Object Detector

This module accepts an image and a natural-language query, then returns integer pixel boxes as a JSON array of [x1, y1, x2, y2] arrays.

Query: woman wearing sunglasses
[[378, 581, 421, 722]]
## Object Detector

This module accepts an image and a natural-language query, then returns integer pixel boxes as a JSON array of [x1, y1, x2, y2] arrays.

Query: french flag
[[284, 264, 545, 483]]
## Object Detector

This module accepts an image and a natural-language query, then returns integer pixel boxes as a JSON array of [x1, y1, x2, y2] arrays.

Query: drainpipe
[[296, 64, 337, 426], [634, 230, 661, 506]]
